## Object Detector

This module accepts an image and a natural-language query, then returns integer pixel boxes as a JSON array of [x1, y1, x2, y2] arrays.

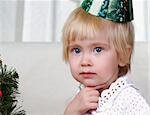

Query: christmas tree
[[0, 58, 25, 115]]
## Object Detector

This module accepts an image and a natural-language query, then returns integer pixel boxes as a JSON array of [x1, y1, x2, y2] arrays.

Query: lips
[[80, 72, 96, 78]]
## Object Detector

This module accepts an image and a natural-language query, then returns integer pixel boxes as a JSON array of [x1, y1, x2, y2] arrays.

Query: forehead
[[69, 38, 110, 49], [69, 26, 112, 48], [68, 17, 113, 43]]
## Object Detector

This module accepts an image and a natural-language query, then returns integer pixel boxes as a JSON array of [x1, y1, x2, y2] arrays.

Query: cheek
[[69, 64, 80, 82], [69, 57, 77, 68], [96, 54, 119, 73], [68, 59, 79, 77], [69, 55, 81, 70]]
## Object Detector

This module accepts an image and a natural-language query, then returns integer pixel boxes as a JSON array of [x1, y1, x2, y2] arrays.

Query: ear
[[118, 46, 132, 67]]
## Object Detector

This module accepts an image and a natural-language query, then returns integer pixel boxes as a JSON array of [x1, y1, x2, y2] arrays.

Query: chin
[[80, 80, 99, 87], [83, 82, 97, 87]]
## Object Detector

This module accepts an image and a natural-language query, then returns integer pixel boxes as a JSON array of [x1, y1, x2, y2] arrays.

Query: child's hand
[[64, 87, 99, 115]]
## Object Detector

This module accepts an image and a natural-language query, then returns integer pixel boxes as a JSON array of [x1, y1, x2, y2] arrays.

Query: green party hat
[[81, 0, 134, 23]]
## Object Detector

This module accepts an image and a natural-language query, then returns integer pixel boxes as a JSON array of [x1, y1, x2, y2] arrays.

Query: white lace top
[[84, 76, 150, 115]]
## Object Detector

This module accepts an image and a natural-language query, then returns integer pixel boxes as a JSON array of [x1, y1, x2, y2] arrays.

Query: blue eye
[[72, 48, 81, 54], [94, 47, 103, 53]]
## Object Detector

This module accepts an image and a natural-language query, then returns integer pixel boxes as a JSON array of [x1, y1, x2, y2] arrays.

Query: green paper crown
[[81, 0, 134, 23]]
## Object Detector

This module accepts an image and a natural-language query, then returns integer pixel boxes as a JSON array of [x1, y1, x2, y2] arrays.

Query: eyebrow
[[68, 44, 80, 49], [88, 42, 110, 49], [68, 42, 110, 49]]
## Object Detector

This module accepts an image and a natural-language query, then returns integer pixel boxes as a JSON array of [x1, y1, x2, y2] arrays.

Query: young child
[[62, 0, 150, 114]]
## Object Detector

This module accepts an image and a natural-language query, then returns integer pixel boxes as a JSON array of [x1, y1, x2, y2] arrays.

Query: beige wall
[[0, 42, 149, 115]]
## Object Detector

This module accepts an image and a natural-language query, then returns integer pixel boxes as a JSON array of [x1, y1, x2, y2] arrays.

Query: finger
[[88, 90, 99, 96], [88, 96, 99, 103], [84, 87, 95, 91], [85, 85, 105, 91], [88, 103, 98, 110]]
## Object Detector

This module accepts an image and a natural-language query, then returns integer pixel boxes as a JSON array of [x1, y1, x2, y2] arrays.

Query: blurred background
[[0, 0, 149, 115]]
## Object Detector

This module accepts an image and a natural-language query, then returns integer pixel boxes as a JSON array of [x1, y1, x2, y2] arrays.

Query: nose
[[80, 53, 93, 67]]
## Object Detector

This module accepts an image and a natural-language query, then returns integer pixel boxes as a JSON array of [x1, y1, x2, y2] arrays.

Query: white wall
[[148, 0, 150, 103], [0, 0, 148, 42], [0, 42, 149, 115]]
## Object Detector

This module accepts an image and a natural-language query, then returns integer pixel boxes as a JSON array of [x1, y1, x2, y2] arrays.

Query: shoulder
[[115, 86, 150, 114]]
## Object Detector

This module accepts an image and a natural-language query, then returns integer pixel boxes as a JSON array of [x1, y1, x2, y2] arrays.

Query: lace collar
[[94, 76, 134, 113]]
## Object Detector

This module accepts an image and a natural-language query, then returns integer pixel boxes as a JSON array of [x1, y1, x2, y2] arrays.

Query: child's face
[[68, 31, 122, 89]]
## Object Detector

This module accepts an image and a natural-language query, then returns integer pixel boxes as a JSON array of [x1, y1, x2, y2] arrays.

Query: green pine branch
[[0, 59, 25, 115]]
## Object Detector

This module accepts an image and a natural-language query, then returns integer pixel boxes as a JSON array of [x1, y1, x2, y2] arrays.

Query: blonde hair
[[62, 7, 134, 77]]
